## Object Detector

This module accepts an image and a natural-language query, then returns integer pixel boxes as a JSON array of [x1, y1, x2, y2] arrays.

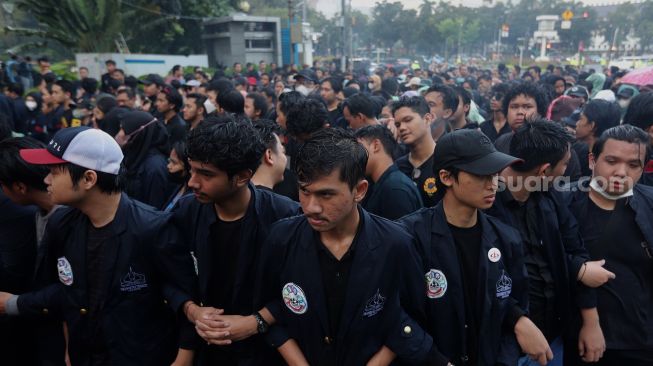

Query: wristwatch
[[254, 311, 269, 334]]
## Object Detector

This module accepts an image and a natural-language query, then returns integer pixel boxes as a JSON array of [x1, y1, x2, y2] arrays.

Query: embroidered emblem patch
[[488, 247, 501, 263], [363, 289, 386, 317], [120, 267, 148, 292], [282, 282, 308, 314], [423, 177, 438, 196], [57, 257, 74, 286], [496, 271, 512, 299], [425, 269, 447, 299]]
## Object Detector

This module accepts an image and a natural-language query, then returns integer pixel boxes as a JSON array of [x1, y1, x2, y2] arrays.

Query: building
[[203, 13, 282, 68]]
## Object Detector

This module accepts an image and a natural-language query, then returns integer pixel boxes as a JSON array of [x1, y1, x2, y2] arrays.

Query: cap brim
[[19, 149, 67, 165], [455, 151, 523, 175]]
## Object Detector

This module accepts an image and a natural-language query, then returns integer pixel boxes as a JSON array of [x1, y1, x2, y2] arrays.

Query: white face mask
[[203, 98, 216, 114], [25, 100, 38, 111], [368, 83, 375, 90], [295, 84, 311, 96], [618, 99, 630, 109], [589, 177, 634, 201]]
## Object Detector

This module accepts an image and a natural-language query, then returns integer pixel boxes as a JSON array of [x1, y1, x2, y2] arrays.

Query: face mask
[[589, 177, 634, 201], [618, 99, 630, 109], [203, 98, 216, 114], [25, 100, 38, 111], [368, 83, 375, 90], [295, 84, 310, 96]]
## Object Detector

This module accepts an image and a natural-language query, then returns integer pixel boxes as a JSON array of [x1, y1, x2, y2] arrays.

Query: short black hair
[[342, 93, 375, 119], [56, 163, 124, 194], [509, 119, 574, 173], [81, 78, 98, 95], [623, 92, 653, 131], [55, 79, 76, 98], [286, 97, 328, 138], [160, 85, 183, 112], [96, 95, 118, 114], [206, 78, 235, 96], [186, 119, 265, 179], [425, 84, 459, 113], [171, 140, 191, 176], [321, 77, 343, 94], [278, 91, 304, 117], [391, 96, 430, 117], [253, 119, 281, 153], [186, 93, 207, 115], [116, 87, 135, 99], [582, 99, 621, 138], [293, 128, 367, 190], [262, 87, 277, 105], [8, 82, 24, 97], [490, 83, 510, 100], [502, 82, 549, 117], [105, 59, 116, 66], [0, 137, 49, 191], [381, 78, 400, 96], [218, 89, 245, 115], [355, 124, 398, 158], [37, 56, 50, 64], [453, 86, 471, 107], [592, 124, 651, 164], [246, 93, 269, 117]]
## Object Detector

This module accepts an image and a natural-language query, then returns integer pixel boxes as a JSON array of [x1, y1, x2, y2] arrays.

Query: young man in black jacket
[[0, 127, 198, 366], [562, 125, 653, 365], [399, 129, 549, 366], [173, 119, 300, 366], [256, 128, 433, 365], [486, 120, 615, 365]]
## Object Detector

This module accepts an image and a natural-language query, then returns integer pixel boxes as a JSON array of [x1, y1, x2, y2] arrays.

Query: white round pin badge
[[282, 282, 308, 314], [488, 247, 501, 263]]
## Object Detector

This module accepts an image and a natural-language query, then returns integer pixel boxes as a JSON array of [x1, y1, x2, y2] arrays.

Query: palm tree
[[5, 0, 122, 52]]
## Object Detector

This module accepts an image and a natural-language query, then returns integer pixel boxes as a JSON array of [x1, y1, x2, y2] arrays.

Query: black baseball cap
[[433, 129, 522, 176], [294, 69, 318, 83], [139, 74, 164, 87]]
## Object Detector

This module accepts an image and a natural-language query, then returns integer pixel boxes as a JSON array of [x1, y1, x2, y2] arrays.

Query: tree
[[5, 0, 123, 53]]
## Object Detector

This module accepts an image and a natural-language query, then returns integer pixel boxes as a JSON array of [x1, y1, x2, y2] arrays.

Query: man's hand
[[579, 260, 616, 288], [184, 302, 222, 325], [366, 345, 396, 366], [170, 348, 194, 366], [196, 314, 258, 345], [514, 316, 553, 366], [0, 292, 13, 314], [578, 308, 605, 363]]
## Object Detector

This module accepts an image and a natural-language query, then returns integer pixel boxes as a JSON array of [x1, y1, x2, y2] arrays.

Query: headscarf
[[586, 73, 607, 99], [119, 110, 169, 172]]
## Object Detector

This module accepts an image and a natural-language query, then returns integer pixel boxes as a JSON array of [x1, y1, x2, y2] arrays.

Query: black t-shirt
[[479, 119, 511, 143], [207, 216, 244, 313], [580, 198, 653, 350], [363, 165, 423, 220], [449, 220, 482, 366], [86, 221, 114, 365], [327, 107, 347, 129], [395, 153, 444, 208], [165, 114, 187, 152]]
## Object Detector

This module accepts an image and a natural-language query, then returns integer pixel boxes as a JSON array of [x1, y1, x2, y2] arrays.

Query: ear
[[442, 108, 453, 119], [537, 163, 552, 177], [371, 138, 382, 154], [81, 170, 98, 191], [232, 169, 253, 188], [263, 149, 274, 166], [12, 181, 28, 195], [439, 169, 454, 188], [588, 152, 596, 171], [353, 179, 369, 202], [424, 112, 435, 125]]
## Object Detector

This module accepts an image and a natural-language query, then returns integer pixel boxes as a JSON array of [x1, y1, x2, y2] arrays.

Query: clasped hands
[[186, 305, 258, 346]]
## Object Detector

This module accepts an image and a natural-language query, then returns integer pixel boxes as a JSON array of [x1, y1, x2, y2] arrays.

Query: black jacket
[[172, 184, 300, 364], [485, 190, 596, 333], [125, 151, 175, 209], [16, 194, 198, 366], [363, 164, 423, 220], [257, 209, 433, 365], [398, 203, 528, 366]]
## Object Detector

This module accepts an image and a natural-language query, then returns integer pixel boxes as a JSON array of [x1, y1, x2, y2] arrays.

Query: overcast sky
[[314, 0, 632, 17]]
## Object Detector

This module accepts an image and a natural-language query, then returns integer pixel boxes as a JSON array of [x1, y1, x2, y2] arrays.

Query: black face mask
[[168, 170, 187, 185]]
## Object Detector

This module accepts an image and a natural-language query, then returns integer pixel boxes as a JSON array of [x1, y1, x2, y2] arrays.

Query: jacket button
[[163, 299, 168, 305], [403, 326, 412, 335], [80, 308, 88, 315], [323, 336, 332, 345], [464, 324, 468, 329], [42, 308, 49, 315]]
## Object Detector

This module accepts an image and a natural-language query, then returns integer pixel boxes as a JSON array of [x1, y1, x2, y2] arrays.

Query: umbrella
[[620, 65, 653, 86]]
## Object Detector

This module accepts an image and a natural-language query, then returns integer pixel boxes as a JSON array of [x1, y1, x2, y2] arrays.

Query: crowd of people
[[0, 55, 652, 366]]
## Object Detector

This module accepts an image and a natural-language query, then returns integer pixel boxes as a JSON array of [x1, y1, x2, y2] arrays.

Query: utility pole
[[288, 0, 294, 65], [341, 0, 347, 72]]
